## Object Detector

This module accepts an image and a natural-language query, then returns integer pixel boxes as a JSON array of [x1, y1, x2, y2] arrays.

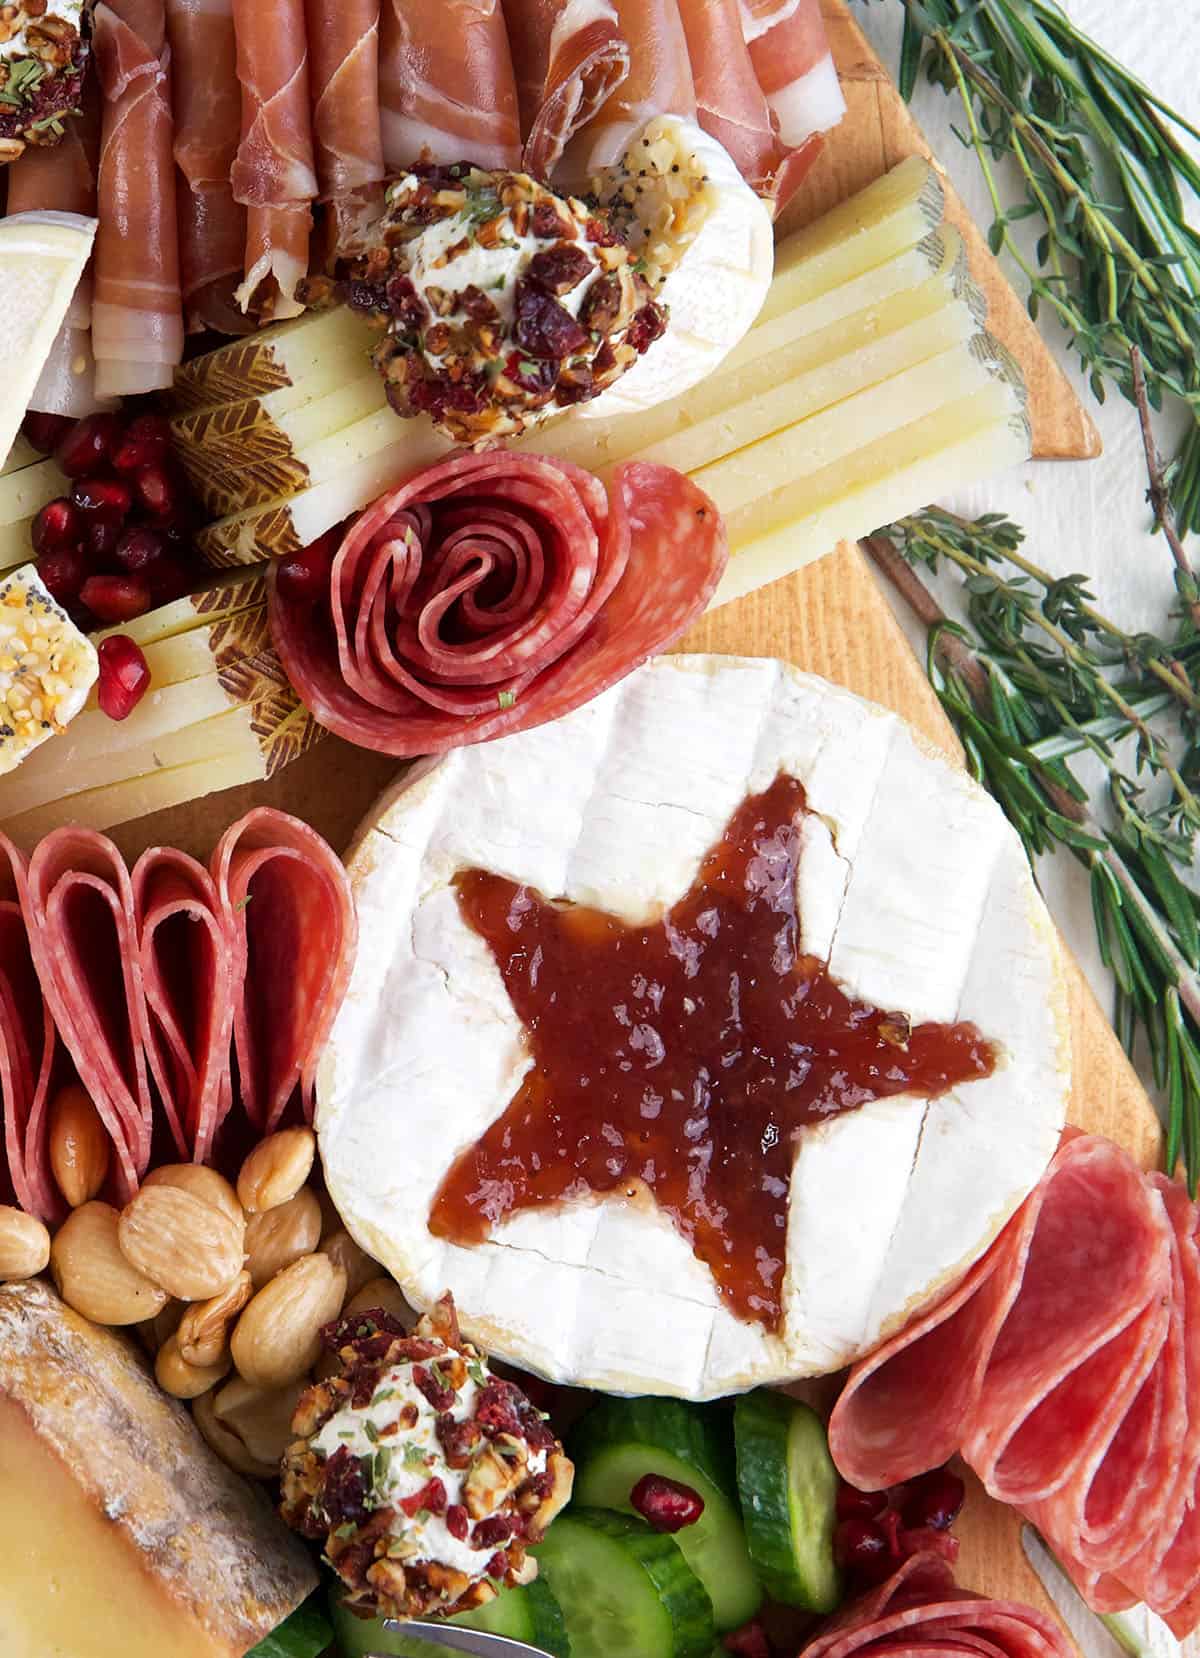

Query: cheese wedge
[[169, 303, 379, 412], [0, 564, 98, 778], [0, 212, 97, 470], [0, 1279, 315, 1658], [320, 655, 1071, 1398], [0, 455, 69, 528]]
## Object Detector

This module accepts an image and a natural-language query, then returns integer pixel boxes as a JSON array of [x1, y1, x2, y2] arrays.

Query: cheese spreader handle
[[373, 1620, 554, 1656]]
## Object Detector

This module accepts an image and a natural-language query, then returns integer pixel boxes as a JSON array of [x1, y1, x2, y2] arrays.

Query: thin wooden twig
[[1130, 345, 1200, 632]]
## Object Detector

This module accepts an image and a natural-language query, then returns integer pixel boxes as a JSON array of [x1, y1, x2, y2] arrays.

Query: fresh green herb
[[372, 1386, 397, 1405], [414, 1508, 432, 1524], [883, 0, 1200, 534], [371, 1446, 392, 1492], [334, 1522, 358, 1540], [498, 689, 518, 709], [429, 1359, 452, 1393], [403, 1441, 431, 1470], [467, 1358, 489, 1387], [243, 1596, 333, 1658]]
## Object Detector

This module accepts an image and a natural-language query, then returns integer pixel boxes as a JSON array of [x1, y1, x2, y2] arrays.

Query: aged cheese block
[[0, 1279, 317, 1658], [320, 655, 1071, 1399]]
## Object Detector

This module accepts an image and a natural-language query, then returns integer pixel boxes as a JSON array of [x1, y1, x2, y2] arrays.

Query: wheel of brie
[[319, 655, 1070, 1399]]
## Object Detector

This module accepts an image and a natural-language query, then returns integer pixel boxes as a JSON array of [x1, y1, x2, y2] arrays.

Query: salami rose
[[268, 454, 728, 757]]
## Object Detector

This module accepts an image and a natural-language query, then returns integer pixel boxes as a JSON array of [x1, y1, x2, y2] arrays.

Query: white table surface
[[852, 0, 1200, 1124]]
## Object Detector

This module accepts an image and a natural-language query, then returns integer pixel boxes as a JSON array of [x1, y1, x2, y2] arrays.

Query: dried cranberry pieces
[[836, 1482, 889, 1522], [460, 284, 499, 324], [31, 497, 80, 555], [900, 1468, 965, 1533], [54, 412, 121, 478], [584, 216, 621, 247], [486, 1552, 509, 1580], [400, 1476, 448, 1518], [473, 1514, 515, 1548], [80, 574, 152, 625], [321, 1446, 372, 1527], [531, 201, 575, 240], [412, 1364, 457, 1412], [386, 275, 428, 331], [475, 1381, 523, 1439], [22, 410, 74, 455], [526, 243, 594, 297], [630, 1474, 705, 1533], [627, 301, 668, 354], [96, 635, 151, 721], [446, 1504, 470, 1541], [438, 1412, 482, 1466], [513, 279, 588, 359]]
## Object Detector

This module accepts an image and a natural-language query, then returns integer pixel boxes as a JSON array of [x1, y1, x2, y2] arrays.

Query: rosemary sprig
[[878, 0, 1200, 534], [866, 511, 1200, 1190]]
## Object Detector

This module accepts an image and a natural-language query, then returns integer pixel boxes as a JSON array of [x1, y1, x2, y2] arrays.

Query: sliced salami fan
[[132, 847, 237, 1166], [212, 808, 357, 1135], [269, 454, 728, 757], [0, 836, 58, 1222]]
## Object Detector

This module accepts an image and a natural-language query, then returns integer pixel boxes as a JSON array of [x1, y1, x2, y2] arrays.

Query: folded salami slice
[[132, 847, 237, 1168], [211, 809, 356, 1136], [803, 1555, 1074, 1658], [22, 829, 155, 1204], [270, 455, 728, 757], [0, 837, 58, 1223], [504, 0, 631, 180]]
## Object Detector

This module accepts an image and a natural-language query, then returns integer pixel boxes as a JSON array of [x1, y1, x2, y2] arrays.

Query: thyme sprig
[[880, 0, 1200, 533], [865, 512, 1200, 1189]]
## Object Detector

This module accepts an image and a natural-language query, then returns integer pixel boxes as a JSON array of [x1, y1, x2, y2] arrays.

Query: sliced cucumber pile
[[733, 1391, 842, 1612], [534, 1508, 715, 1658], [570, 1397, 761, 1631], [329, 1577, 570, 1657]]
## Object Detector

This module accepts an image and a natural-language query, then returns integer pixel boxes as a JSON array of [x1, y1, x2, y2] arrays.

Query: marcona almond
[[51, 1202, 169, 1325], [156, 1334, 232, 1400], [47, 1083, 110, 1209], [135, 1298, 184, 1358], [345, 1275, 415, 1324], [0, 1205, 50, 1281], [193, 1388, 277, 1480], [321, 1229, 377, 1302], [178, 1269, 253, 1368], [231, 1253, 346, 1390], [143, 1164, 243, 1229], [237, 1128, 316, 1215], [118, 1185, 245, 1301], [212, 1375, 308, 1466], [244, 1186, 322, 1289]]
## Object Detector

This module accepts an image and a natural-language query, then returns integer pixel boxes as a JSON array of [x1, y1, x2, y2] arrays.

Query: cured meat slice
[[739, 0, 845, 147], [268, 455, 728, 756], [21, 829, 154, 1204], [677, 0, 822, 211], [92, 0, 185, 396], [231, 0, 318, 319], [378, 0, 521, 173], [803, 1555, 1075, 1658], [211, 810, 356, 1135], [165, 0, 251, 336], [560, 0, 696, 181], [306, 0, 385, 197], [0, 838, 57, 1223], [503, 0, 631, 180], [131, 848, 236, 1168]]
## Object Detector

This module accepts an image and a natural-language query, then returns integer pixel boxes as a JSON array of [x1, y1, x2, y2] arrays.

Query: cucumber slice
[[533, 1508, 714, 1658], [329, 1577, 570, 1657], [733, 1392, 842, 1612], [570, 1399, 761, 1630]]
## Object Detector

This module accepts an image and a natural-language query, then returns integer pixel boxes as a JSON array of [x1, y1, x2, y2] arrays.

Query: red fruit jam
[[431, 777, 997, 1329], [96, 635, 151, 721]]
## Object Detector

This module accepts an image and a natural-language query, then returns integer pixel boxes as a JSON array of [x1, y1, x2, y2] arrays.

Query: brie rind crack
[[320, 656, 1070, 1399]]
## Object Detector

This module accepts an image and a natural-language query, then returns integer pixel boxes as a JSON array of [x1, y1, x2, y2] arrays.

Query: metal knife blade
[[1021, 1526, 1179, 1658], [370, 1618, 553, 1656]]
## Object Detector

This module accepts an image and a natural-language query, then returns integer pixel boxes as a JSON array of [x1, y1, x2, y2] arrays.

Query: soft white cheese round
[[319, 655, 1071, 1400], [581, 117, 775, 421]]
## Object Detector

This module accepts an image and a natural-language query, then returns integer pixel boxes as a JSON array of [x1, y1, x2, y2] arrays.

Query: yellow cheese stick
[[97, 569, 265, 647], [169, 305, 378, 411]]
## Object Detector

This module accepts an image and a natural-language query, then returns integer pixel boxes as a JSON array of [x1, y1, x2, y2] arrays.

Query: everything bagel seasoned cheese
[[319, 655, 1070, 1399]]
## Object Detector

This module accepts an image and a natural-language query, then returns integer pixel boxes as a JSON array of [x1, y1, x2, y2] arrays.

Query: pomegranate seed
[[900, 1468, 965, 1533], [36, 547, 87, 606], [31, 497, 81, 554], [54, 412, 122, 478], [71, 476, 132, 522], [111, 413, 171, 474], [96, 634, 151, 721], [80, 573, 152, 624], [146, 555, 190, 606], [723, 1621, 772, 1658], [630, 1474, 705, 1533], [275, 528, 339, 602], [22, 410, 74, 454], [84, 519, 123, 563], [899, 1525, 960, 1567], [834, 1517, 890, 1573], [114, 527, 165, 573], [836, 1483, 888, 1522], [133, 461, 179, 521]]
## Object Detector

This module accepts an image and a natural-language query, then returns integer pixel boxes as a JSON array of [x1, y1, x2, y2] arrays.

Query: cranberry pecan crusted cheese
[[0, 1, 89, 161], [281, 1297, 574, 1621], [310, 161, 667, 446]]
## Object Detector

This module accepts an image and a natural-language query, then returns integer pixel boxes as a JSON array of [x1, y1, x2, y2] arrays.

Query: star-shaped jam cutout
[[429, 774, 996, 1330]]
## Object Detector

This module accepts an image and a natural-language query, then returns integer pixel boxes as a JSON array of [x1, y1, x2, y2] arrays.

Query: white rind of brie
[[319, 655, 1071, 1399]]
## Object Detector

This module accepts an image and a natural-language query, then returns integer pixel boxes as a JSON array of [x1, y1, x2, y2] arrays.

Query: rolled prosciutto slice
[[0, 837, 57, 1223], [738, 0, 845, 146], [502, 0, 631, 180], [306, 0, 384, 197], [378, 0, 521, 172], [231, 0, 318, 319], [132, 847, 237, 1168], [560, 0, 696, 182], [165, 0, 251, 336], [269, 454, 728, 756], [21, 829, 156, 1204], [211, 810, 356, 1135], [92, 0, 184, 397]]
